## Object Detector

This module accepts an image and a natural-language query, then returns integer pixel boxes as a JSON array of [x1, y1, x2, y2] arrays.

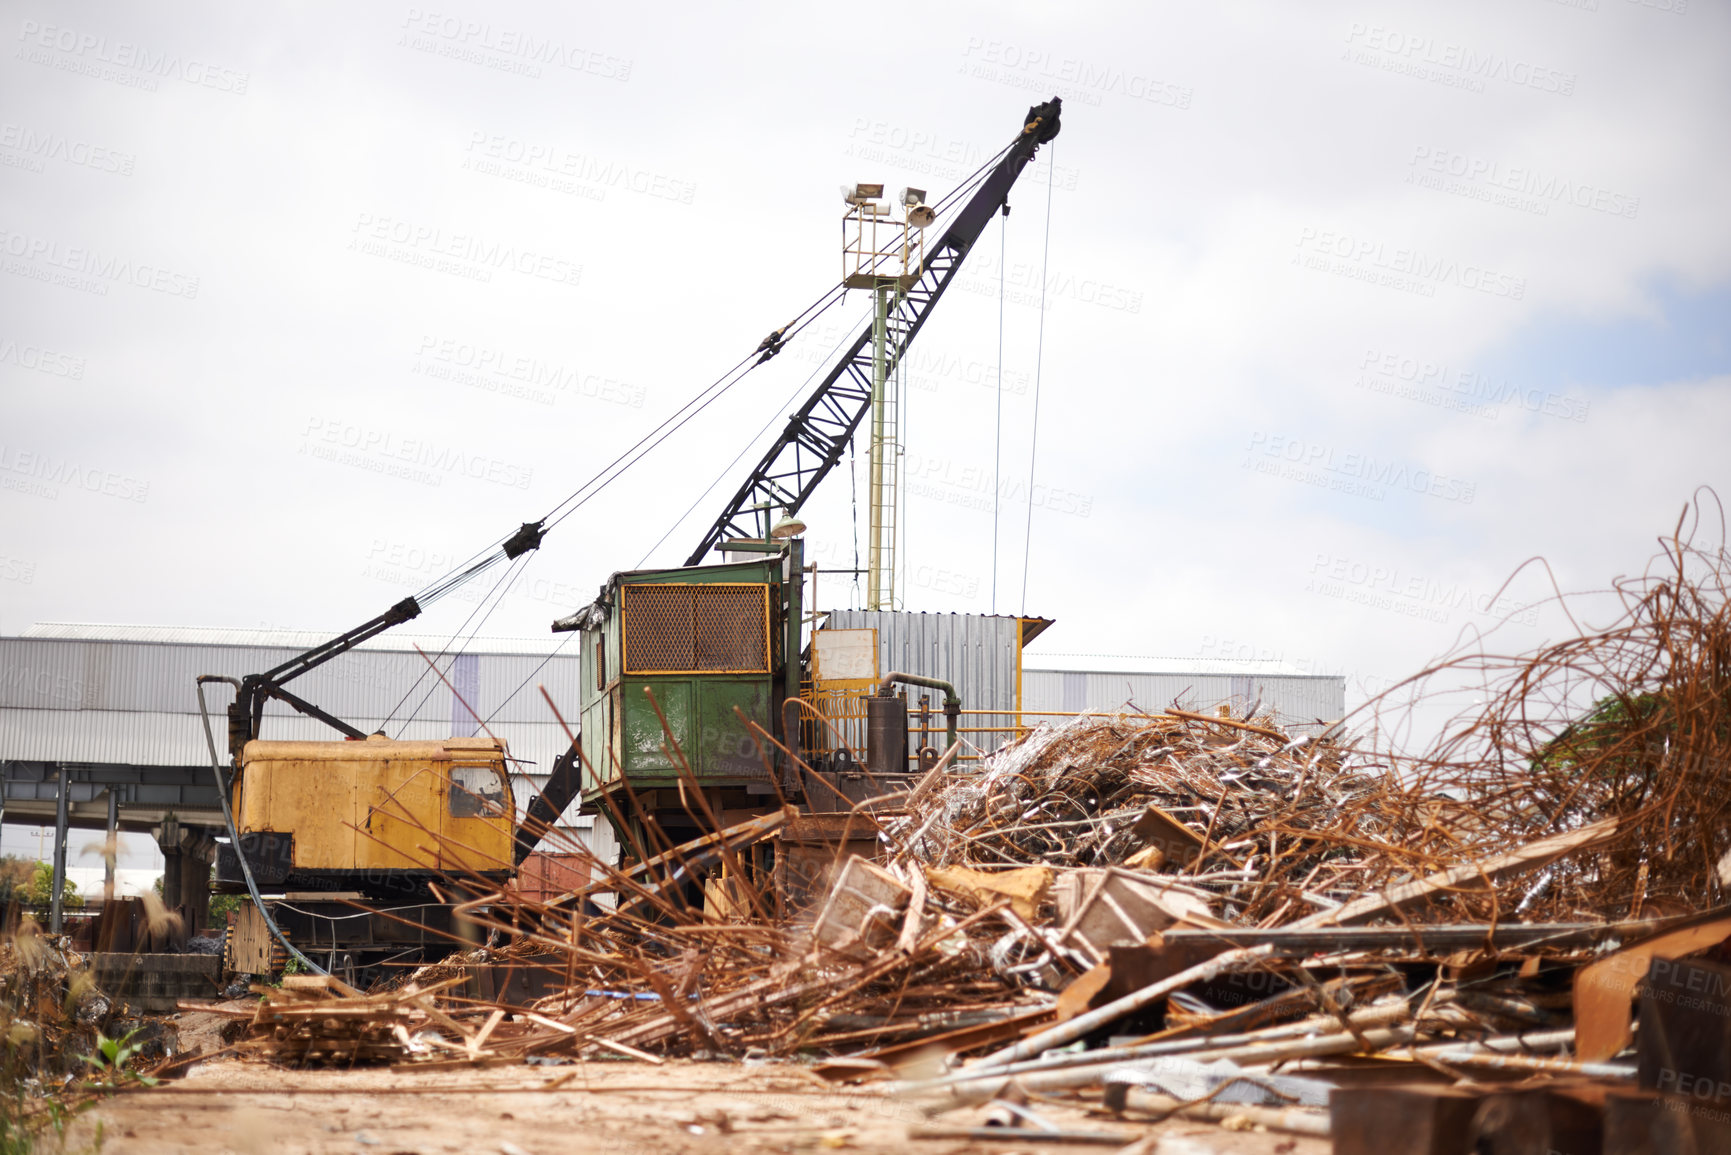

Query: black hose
[[195, 675, 329, 977]]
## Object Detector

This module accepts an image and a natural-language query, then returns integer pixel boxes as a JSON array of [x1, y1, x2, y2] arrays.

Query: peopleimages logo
[[845, 118, 1081, 192], [959, 38, 1193, 110], [1243, 432, 1476, 505], [0, 123, 135, 176], [1294, 228, 1525, 300], [0, 337, 85, 379], [412, 336, 648, 409], [463, 133, 695, 205], [1306, 552, 1540, 627], [959, 252, 1143, 314], [362, 538, 587, 609], [1407, 146, 1640, 220], [348, 213, 581, 288], [398, 9, 632, 81], [0, 227, 201, 298], [905, 450, 1094, 518], [1357, 348, 1589, 423], [300, 418, 534, 490], [0, 556, 37, 585], [15, 19, 250, 94], [2, 665, 99, 706], [1342, 23, 1577, 96], [0, 443, 149, 503]]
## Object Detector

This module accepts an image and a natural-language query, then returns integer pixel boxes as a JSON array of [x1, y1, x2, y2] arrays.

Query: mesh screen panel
[[622, 585, 695, 671], [623, 584, 768, 673], [696, 585, 769, 671]]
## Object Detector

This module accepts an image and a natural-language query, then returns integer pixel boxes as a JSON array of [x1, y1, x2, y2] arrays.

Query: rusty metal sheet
[[1575, 912, 1731, 1062]]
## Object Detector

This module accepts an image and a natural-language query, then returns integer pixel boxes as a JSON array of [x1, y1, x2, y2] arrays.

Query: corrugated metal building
[[1020, 653, 1345, 735], [815, 611, 1032, 758], [809, 617, 1345, 753], [0, 623, 603, 852]]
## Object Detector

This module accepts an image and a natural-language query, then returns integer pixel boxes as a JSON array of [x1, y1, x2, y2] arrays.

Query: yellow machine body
[[235, 735, 515, 878]]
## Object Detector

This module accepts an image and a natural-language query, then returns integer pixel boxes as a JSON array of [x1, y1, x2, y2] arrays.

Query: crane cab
[[566, 552, 799, 851], [214, 734, 515, 897]]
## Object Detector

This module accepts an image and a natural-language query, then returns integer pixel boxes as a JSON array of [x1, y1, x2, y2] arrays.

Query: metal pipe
[[878, 672, 959, 751], [1409, 1028, 1575, 1057], [1407, 1038, 1632, 1079], [915, 1017, 1575, 1109], [929, 1025, 1419, 1108], [890, 997, 1420, 1096], [972, 944, 1277, 1071], [1420, 1052, 1633, 1079], [909, 1125, 1141, 1146], [1116, 1088, 1330, 1138]]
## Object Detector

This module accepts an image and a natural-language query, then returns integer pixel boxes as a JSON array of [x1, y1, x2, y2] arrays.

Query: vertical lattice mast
[[843, 184, 926, 609], [684, 98, 1061, 569]]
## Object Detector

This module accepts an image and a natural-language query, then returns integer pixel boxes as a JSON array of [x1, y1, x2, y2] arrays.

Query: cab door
[[361, 757, 443, 874], [440, 761, 513, 873]]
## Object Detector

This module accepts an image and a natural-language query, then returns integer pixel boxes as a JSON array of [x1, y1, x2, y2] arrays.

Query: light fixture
[[769, 509, 807, 539], [842, 182, 885, 205], [900, 187, 926, 207]]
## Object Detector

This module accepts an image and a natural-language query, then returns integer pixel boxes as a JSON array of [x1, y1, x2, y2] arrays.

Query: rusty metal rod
[[1116, 1087, 1331, 1138], [969, 944, 1277, 1071], [927, 1026, 1420, 1108], [888, 997, 1422, 1095]]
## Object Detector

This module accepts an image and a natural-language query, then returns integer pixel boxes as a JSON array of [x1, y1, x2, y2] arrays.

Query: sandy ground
[[72, 1051, 1334, 1155]]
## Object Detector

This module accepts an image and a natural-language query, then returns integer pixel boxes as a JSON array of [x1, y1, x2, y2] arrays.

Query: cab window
[[449, 764, 505, 818]]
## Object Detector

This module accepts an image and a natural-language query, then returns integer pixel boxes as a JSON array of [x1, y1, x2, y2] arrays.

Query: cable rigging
[[1021, 140, 1056, 615]]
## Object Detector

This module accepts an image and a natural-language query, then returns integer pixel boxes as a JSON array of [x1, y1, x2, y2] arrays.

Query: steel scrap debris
[[232, 510, 1731, 1150]]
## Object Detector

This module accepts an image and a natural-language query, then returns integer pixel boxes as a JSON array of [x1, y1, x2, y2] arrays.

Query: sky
[[3, 0, 1729, 870]]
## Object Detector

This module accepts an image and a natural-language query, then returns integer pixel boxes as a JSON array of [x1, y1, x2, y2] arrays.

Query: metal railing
[[799, 683, 1100, 770]]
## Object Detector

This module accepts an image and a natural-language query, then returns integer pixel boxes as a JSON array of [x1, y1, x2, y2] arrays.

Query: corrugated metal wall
[[1020, 668, 1345, 734], [819, 611, 1021, 757], [809, 615, 1347, 755]]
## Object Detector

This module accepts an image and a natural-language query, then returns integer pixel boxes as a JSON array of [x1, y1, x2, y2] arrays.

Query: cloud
[[0, 0, 1726, 734]]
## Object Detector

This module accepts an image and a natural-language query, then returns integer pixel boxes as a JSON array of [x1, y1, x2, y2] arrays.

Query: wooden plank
[[584, 1035, 664, 1064], [175, 1001, 256, 1018], [468, 1008, 506, 1058], [859, 1008, 1055, 1066], [1575, 911, 1731, 1062], [1290, 817, 1620, 929]]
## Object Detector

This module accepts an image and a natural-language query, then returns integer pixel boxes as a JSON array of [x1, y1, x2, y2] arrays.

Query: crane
[[531, 97, 1063, 858], [199, 97, 1064, 977]]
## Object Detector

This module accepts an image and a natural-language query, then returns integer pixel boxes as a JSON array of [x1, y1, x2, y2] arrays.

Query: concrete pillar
[[156, 814, 183, 930], [160, 848, 182, 911], [50, 763, 69, 934], [180, 848, 210, 934], [104, 790, 118, 905]]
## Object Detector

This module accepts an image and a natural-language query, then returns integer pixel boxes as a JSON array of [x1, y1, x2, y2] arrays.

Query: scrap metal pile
[[236, 515, 1731, 1149], [0, 921, 114, 1082]]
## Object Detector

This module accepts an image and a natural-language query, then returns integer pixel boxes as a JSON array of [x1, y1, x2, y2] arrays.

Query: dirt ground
[[72, 1048, 1333, 1155]]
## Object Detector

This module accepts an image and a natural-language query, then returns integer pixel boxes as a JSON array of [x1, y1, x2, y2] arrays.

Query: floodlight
[[769, 509, 807, 539]]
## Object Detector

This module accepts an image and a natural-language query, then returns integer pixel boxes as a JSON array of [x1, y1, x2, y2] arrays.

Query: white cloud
[[1, 0, 1726, 737]]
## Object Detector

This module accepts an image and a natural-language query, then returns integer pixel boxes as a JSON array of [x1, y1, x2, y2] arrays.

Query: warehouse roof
[[22, 622, 571, 657]]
